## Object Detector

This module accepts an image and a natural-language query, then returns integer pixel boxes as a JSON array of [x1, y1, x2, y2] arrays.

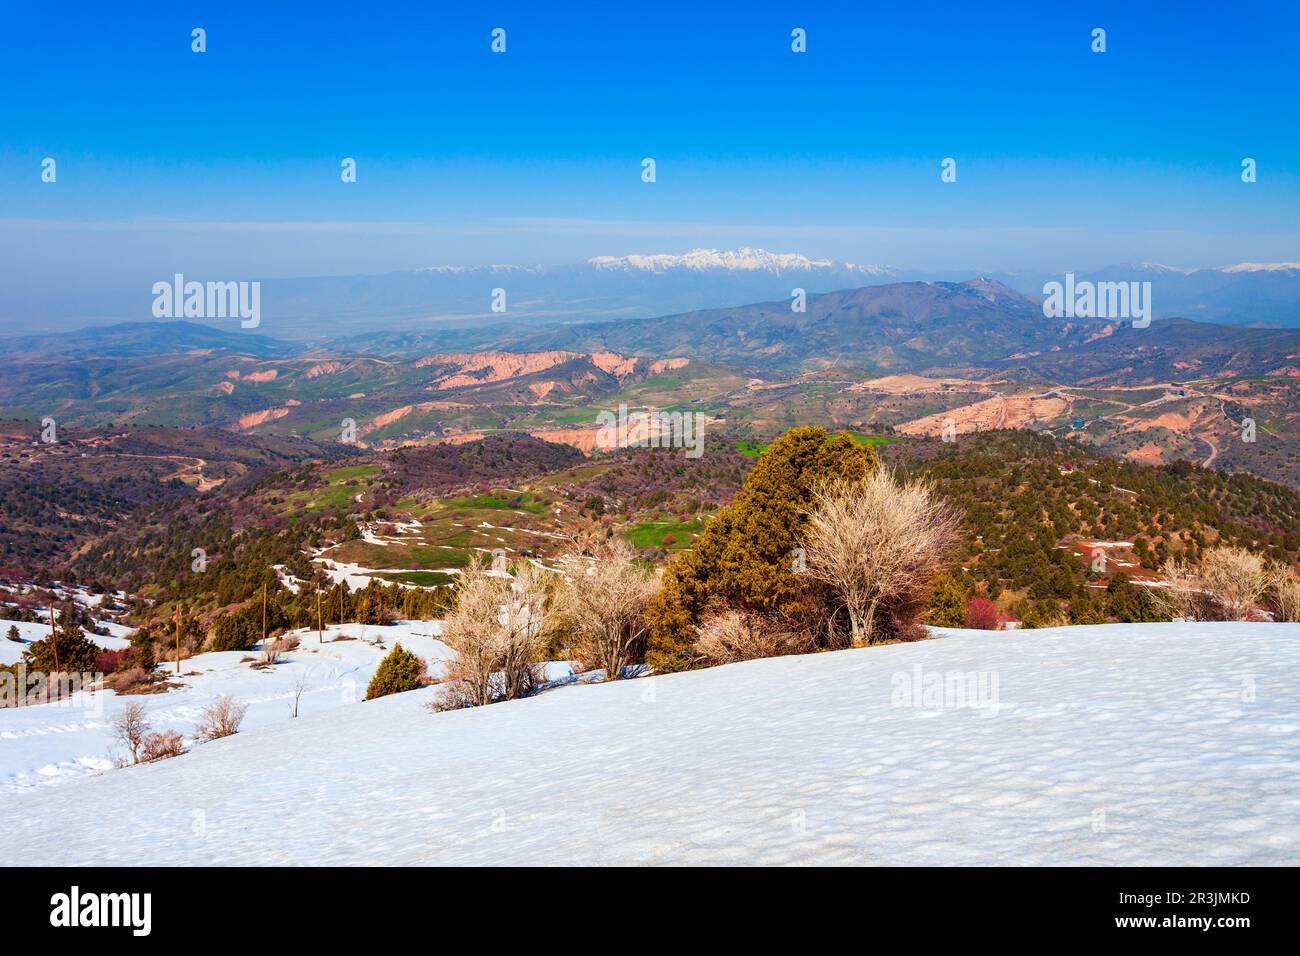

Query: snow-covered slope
[[0, 622, 455, 793], [4, 622, 1298, 865], [0, 619, 129, 667]]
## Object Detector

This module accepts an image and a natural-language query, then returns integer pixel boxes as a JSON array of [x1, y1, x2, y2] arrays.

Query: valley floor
[[3, 622, 1298, 865]]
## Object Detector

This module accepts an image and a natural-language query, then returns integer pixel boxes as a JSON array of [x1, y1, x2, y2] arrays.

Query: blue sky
[[1, 0, 1297, 298]]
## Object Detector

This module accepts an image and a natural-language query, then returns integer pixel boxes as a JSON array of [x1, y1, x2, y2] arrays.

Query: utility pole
[[261, 580, 268, 646], [48, 603, 60, 674], [174, 604, 182, 674], [316, 582, 323, 644]]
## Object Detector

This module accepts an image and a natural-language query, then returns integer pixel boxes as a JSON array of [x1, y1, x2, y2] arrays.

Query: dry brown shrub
[[195, 695, 248, 741], [140, 729, 185, 762]]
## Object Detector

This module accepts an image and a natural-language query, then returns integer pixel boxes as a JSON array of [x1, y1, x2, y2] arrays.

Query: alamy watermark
[[890, 664, 1001, 716], [1042, 273, 1150, 328], [152, 273, 260, 328], [50, 886, 151, 936], [595, 403, 705, 458], [1, 663, 104, 712]]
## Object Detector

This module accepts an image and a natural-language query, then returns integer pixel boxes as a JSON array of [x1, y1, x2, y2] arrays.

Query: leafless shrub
[[1154, 555, 1207, 620], [1158, 547, 1270, 621], [1268, 564, 1300, 622], [558, 538, 660, 679], [1201, 546, 1270, 621], [280, 634, 300, 653], [109, 666, 167, 695], [437, 558, 555, 709], [695, 606, 814, 664], [111, 701, 150, 765], [259, 639, 282, 666], [290, 667, 311, 718], [802, 468, 962, 645], [195, 695, 248, 741], [139, 729, 185, 762]]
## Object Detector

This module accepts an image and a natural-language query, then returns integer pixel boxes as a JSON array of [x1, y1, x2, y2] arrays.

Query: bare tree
[[195, 695, 248, 741], [437, 557, 556, 709], [111, 701, 150, 765], [801, 468, 962, 645], [559, 538, 660, 679]]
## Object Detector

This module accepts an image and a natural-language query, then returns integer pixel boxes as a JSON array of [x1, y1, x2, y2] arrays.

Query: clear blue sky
[[1, 0, 1297, 298]]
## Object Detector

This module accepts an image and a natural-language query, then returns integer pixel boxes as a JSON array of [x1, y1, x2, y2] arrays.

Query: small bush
[[195, 695, 247, 741], [695, 608, 813, 664], [365, 644, 426, 701], [965, 597, 1001, 630], [95, 647, 134, 674], [140, 729, 185, 762], [110, 667, 155, 694]]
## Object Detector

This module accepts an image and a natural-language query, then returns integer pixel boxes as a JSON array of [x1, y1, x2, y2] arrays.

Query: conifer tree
[[365, 644, 425, 700], [646, 426, 877, 671]]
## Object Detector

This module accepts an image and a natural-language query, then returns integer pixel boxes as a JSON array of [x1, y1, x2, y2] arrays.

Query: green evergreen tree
[[365, 643, 426, 700], [646, 426, 878, 672], [927, 573, 968, 628], [1067, 589, 1109, 625], [24, 621, 99, 673], [1106, 573, 1168, 623]]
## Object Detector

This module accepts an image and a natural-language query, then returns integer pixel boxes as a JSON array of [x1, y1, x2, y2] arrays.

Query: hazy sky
[[1, 0, 1298, 307]]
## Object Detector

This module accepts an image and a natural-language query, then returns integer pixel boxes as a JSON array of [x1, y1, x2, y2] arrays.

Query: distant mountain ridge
[[1, 320, 298, 359], [585, 247, 899, 277], [1066, 262, 1300, 328], [6, 249, 1298, 338], [495, 279, 1116, 374]]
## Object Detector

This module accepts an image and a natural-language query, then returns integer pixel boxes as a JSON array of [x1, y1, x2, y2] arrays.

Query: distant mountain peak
[[1221, 262, 1300, 273], [1134, 261, 1194, 274], [587, 247, 897, 276]]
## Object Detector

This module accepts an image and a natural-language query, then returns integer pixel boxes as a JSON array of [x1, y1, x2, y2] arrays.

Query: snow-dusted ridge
[[4, 621, 1298, 865], [587, 247, 898, 276], [1220, 261, 1300, 273]]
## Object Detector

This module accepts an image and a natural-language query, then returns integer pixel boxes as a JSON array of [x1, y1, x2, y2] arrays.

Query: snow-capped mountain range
[[9, 249, 1299, 339], [587, 247, 899, 276]]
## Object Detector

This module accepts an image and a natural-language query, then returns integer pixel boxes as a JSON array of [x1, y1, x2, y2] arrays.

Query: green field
[[445, 492, 550, 514], [736, 432, 905, 458], [375, 570, 458, 586], [281, 462, 381, 512], [623, 518, 705, 551]]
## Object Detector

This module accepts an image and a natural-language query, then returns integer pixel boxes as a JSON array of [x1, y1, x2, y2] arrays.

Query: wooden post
[[48, 603, 60, 675], [316, 583, 323, 644], [261, 580, 268, 646], [175, 604, 182, 674]]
